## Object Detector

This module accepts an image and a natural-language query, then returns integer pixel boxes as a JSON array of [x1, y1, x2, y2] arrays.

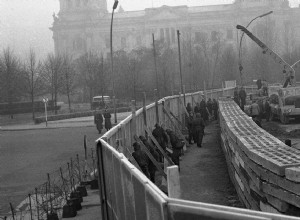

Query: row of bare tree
[[1, 25, 299, 118]]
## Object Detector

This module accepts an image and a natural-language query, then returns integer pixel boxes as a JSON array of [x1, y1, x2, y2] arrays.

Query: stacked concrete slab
[[219, 98, 300, 216]]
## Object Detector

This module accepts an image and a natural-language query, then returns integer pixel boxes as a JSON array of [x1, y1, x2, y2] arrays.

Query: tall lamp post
[[177, 30, 185, 106], [238, 11, 273, 85], [110, 0, 119, 124]]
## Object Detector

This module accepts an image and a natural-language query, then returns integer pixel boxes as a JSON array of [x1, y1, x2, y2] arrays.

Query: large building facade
[[51, 0, 300, 59]]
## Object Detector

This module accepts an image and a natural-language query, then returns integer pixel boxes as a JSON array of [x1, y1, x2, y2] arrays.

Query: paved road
[[0, 112, 130, 215]]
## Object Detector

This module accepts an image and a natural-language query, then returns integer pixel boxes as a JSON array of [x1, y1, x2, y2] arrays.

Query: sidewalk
[[0, 112, 131, 131], [180, 120, 244, 208]]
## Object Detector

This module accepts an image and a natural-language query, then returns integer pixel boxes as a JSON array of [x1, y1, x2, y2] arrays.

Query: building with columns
[[51, 0, 300, 59]]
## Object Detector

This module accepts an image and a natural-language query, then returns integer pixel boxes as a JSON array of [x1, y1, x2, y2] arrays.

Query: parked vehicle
[[91, 96, 111, 110], [269, 87, 300, 124]]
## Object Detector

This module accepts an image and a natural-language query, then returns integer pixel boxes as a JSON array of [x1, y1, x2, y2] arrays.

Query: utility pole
[[152, 33, 159, 98], [110, 0, 119, 124], [177, 30, 185, 106]]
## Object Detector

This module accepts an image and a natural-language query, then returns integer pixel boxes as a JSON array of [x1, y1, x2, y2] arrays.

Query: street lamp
[[42, 98, 48, 127], [238, 11, 273, 85], [110, 0, 119, 124]]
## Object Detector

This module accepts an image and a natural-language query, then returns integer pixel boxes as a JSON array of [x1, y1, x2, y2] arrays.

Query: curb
[[0, 123, 118, 132]]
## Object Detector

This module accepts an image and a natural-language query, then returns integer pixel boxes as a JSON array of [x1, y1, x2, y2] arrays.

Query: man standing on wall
[[239, 87, 247, 111]]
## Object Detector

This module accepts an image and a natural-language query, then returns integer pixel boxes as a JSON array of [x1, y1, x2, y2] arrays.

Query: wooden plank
[[262, 181, 300, 209], [163, 106, 189, 147], [145, 127, 174, 166], [133, 135, 166, 178]]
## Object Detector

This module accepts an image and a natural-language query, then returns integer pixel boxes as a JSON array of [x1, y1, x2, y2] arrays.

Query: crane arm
[[236, 25, 295, 87]]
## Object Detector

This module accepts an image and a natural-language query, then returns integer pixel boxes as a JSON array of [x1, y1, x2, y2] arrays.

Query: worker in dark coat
[[94, 110, 103, 134], [212, 99, 218, 120], [264, 99, 271, 122], [103, 107, 112, 131], [186, 112, 194, 144], [186, 103, 192, 114], [132, 142, 150, 178], [194, 103, 201, 114], [239, 87, 247, 111], [152, 124, 168, 151], [207, 98, 213, 116], [200, 98, 209, 122], [139, 135, 159, 183], [192, 113, 205, 148], [166, 129, 184, 169], [234, 87, 240, 106]]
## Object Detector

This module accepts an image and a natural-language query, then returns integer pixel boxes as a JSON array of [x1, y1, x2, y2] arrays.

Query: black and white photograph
[[1, 0, 300, 219]]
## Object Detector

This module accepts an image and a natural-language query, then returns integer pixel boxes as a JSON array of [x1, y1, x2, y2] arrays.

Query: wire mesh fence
[[1, 136, 97, 220]]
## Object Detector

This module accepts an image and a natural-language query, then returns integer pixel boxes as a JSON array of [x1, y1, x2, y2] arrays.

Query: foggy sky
[[0, 0, 299, 60]]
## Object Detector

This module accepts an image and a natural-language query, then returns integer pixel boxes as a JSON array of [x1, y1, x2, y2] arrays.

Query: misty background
[[1, 0, 298, 59]]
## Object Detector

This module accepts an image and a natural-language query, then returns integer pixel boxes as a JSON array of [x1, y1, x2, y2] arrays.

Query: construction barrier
[[97, 87, 300, 220]]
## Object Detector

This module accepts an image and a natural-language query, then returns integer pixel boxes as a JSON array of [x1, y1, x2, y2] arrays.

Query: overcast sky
[[0, 0, 299, 59]]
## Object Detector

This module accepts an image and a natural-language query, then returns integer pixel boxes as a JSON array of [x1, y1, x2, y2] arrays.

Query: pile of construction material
[[219, 98, 300, 216]]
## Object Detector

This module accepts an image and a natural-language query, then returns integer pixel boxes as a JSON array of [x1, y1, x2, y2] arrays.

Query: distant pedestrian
[[132, 142, 150, 178], [194, 102, 201, 114], [166, 129, 184, 169], [192, 113, 205, 148], [234, 87, 240, 106], [207, 98, 213, 115], [186, 111, 194, 144], [239, 87, 247, 111], [264, 99, 271, 122], [212, 99, 218, 120], [152, 124, 168, 151], [250, 101, 260, 120], [94, 110, 103, 134], [103, 107, 112, 131], [186, 103, 192, 114], [200, 98, 209, 122], [139, 135, 159, 183]]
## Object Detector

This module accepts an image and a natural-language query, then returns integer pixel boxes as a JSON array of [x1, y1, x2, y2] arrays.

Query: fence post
[[167, 166, 181, 199], [35, 188, 40, 220], [154, 89, 159, 124], [131, 100, 136, 145], [96, 141, 109, 220], [143, 92, 147, 128], [9, 203, 15, 220], [28, 194, 33, 220]]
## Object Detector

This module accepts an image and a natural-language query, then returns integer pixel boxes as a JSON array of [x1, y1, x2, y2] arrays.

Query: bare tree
[[219, 45, 238, 82], [61, 54, 77, 112], [42, 53, 63, 114], [23, 48, 44, 119], [0, 48, 23, 117], [195, 31, 223, 88]]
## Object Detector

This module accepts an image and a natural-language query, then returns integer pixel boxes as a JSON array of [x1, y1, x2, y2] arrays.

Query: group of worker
[[131, 124, 185, 183], [94, 106, 112, 134], [186, 98, 218, 148], [233, 86, 271, 127]]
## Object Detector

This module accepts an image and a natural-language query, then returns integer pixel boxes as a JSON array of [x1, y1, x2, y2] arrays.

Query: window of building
[[136, 36, 142, 46], [160, 28, 165, 42], [211, 31, 218, 42], [171, 28, 176, 44], [67, 0, 72, 8], [73, 37, 84, 50], [195, 32, 207, 43], [165, 28, 170, 45], [121, 37, 127, 48], [105, 37, 110, 49], [227, 29, 233, 40]]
